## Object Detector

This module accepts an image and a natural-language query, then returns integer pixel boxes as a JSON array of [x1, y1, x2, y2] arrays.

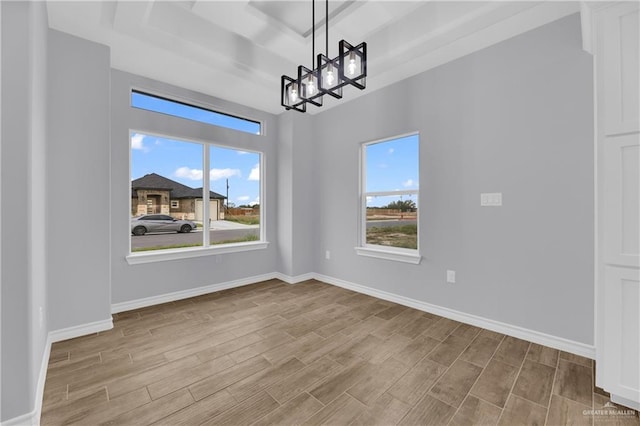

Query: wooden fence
[[227, 207, 259, 216]]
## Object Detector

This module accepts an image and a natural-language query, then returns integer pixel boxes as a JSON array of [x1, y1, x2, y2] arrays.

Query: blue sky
[[130, 92, 261, 206], [130, 93, 417, 209], [132, 91, 261, 135], [366, 134, 419, 207], [131, 134, 260, 206]]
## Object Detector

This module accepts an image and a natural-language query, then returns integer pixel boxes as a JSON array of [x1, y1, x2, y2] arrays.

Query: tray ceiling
[[47, 1, 580, 114]]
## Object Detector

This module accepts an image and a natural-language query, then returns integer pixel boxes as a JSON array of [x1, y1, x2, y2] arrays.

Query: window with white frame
[[127, 89, 265, 262], [358, 134, 419, 263], [130, 132, 262, 255]]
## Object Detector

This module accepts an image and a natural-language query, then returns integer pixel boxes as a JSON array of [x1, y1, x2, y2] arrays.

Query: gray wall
[[276, 112, 315, 277], [309, 14, 594, 345], [0, 9, 595, 423], [110, 70, 279, 304], [1, 1, 49, 421], [47, 30, 111, 331]]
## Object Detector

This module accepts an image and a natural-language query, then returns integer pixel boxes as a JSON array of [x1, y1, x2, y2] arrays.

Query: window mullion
[[361, 146, 367, 247], [203, 144, 210, 247]]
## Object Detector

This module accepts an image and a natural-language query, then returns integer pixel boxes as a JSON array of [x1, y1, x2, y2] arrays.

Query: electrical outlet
[[446, 270, 456, 283], [325, 250, 331, 260]]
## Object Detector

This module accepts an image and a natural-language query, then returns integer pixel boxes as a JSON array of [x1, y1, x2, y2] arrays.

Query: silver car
[[131, 214, 197, 236]]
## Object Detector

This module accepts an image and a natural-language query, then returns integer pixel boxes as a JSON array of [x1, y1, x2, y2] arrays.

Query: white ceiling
[[47, 1, 580, 115]]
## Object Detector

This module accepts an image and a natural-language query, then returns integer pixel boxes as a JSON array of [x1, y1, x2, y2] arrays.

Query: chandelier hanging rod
[[325, 0, 329, 57], [312, 0, 315, 69]]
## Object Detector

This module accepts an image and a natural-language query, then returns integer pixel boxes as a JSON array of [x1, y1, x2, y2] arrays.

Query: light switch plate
[[481, 192, 502, 206]]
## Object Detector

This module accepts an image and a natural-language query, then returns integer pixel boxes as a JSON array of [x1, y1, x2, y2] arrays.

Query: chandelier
[[281, 0, 367, 113]]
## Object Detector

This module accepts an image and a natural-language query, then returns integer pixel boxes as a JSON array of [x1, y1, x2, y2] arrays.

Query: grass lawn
[[366, 224, 417, 249], [132, 243, 203, 252], [211, 234, 259, 245], [225, 215, 260, 225], [132, 234, 260, 252]]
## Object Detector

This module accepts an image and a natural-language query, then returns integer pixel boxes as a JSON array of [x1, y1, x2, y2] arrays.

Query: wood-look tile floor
[[41, 279, 640, 426]]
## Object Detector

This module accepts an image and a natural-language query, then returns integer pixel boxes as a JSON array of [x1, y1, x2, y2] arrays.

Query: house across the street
[[131, 173, 226, 221]]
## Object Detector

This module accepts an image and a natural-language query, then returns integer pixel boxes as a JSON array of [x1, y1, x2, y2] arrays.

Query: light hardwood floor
[[41, 279, 639, 425]]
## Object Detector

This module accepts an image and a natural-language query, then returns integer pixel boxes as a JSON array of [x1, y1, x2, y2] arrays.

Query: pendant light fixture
[[281, 0, 367, 112]]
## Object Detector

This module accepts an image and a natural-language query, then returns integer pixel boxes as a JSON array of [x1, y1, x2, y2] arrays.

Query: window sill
[[126, 241, 269, 265], [354, 246, 422, 264]]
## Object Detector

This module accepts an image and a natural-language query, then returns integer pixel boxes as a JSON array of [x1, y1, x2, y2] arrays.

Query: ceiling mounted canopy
[[281, 0, 367, 113]]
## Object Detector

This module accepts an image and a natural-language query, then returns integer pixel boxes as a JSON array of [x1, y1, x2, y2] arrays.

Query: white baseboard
[[2, 270, 597, 426], [1, 317, 114, 426], [611, 394, 640, 411], [49, 318, 114, 344], [31, 335, 52, 426], [111, 270, 595, 358], [272, 272, 316, 284], [314, 273, 596, 359], [111, 272, 278, 314], [1, 410, 37, 426]]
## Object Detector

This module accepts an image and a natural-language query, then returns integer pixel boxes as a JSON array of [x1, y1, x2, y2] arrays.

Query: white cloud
[[131, 133, 148, 151], [237, 151, 249, 155], [248, 164, 260, 181], [388, 148, 395, 154], [402, 179, 415, 188], [175, 167, 203, 181], [210, 168, 241, 181], [249, 196, 260, 206], [237, 195, 250, 202]]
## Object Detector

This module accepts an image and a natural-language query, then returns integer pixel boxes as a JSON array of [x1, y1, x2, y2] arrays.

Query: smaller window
[[131, 90, 261, 135], [171, 200, 180, 209], [358, 134, 420, 264]]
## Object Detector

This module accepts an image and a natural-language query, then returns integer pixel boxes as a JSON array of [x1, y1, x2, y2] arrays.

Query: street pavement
[[131, 220, 259, 250]]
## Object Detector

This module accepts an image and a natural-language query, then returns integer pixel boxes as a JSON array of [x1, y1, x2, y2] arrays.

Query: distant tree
[[384, 199, 416, 212], [227, 202, 236, 208]]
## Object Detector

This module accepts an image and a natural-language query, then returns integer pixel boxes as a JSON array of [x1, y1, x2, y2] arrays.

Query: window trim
[[126, 242, 270, 265], [130, 88, 264, 136], [128, 129, 266, 260], [356, 132, 421, 264]]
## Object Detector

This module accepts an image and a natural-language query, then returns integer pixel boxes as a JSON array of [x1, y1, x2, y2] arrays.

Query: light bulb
[[348, 51, 357, 76], [307, 77, 315, 96], [326, 69, 335, 85], [348, 58, 357, 76], [290, 87, 298, 102]]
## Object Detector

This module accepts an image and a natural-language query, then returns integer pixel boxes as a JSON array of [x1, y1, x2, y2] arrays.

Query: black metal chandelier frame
[[281, 0, 367, 113]]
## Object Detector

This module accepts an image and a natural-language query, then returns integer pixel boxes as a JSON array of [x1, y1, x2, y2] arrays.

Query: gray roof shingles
[[131, 173, 226, 199]]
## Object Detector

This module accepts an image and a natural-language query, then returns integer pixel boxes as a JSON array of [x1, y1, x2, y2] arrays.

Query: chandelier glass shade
[[281, 0, 367, 112]]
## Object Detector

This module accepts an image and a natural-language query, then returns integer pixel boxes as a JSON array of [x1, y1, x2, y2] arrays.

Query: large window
[[358, 134, 420, 263], [130, 131, 262, 256], [131, 90, 261, 135]]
